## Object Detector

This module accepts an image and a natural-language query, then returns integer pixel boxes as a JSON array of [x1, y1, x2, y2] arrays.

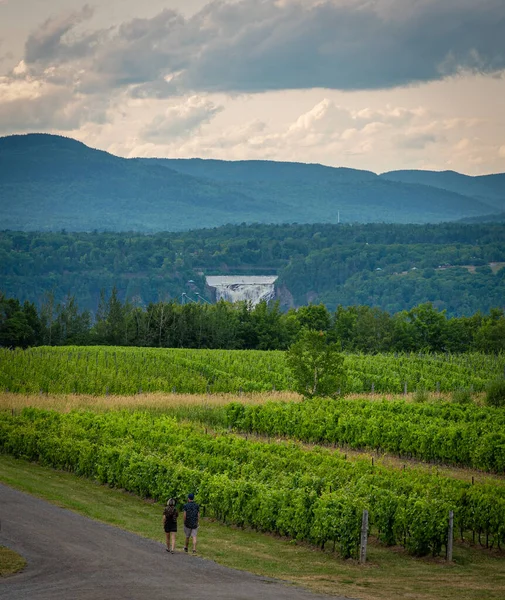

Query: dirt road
[[0, 483, 351, 600]]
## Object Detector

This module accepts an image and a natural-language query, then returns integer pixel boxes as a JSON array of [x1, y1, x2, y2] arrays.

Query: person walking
[[162, 498, 178, 554], [183, 493, 199, 554]]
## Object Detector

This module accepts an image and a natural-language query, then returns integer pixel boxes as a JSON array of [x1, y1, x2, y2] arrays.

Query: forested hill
[[1, 222, 504, 317], [1, 133, 503, 232], [380, 169, 505, 211]]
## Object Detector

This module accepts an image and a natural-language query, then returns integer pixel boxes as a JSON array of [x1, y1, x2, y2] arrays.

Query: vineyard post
[[359, 509, 369, 564], [371, 382, 374, 394], [403, 382, 407, 395], [447, 510, 454, 562]]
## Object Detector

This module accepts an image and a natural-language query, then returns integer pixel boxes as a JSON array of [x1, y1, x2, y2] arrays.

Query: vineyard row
[[224, 398, 505, 473], [1, 346, 504, 395]]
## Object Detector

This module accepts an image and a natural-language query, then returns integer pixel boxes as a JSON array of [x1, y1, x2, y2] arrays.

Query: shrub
[[485, 378, 505, 408], [451, 388, 473, 404], [413, 388, 430, 403]]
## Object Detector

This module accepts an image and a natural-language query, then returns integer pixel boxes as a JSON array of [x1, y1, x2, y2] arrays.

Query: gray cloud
[[397, 133, 442, 150], [178, 0, 505, 92], [16, 0, 505, 96], [24, 5, 97, 64], [1, 0, 504, 137]]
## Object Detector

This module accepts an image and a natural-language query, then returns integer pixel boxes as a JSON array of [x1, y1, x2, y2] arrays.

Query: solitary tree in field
[[286, 329, 346, 398]]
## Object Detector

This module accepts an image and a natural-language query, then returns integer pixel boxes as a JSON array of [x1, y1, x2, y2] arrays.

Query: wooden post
[[371, 382, 374, 394], [360, 509, 369, 564], [447, 510, 454, 562], [404, 381, 407, 395]]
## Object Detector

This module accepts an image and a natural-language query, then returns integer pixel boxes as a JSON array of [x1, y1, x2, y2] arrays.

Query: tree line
[[1, 290, 504, 353]]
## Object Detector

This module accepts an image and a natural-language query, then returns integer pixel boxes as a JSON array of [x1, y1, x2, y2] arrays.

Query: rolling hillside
[[380, 169, 505, 212], [0, 134, 501, 232]]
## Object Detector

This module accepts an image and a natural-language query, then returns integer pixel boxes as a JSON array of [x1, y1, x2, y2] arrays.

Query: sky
[[1, 0, 504, 175]]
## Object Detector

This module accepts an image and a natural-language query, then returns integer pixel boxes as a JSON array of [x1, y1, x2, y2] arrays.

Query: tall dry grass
[[0, 391, 301, 413]]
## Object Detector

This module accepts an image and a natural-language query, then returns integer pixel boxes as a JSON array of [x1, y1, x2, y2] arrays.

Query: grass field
[[1, 454, 504, 600], [0, 546, 26, 578]]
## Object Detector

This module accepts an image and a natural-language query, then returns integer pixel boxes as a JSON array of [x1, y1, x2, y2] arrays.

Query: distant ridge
[[0, 133, 502, 232], [380, 169, 505, 211]]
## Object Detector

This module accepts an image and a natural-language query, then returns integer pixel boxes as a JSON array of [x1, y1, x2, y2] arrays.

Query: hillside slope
[[0, 134, 500, 231], [380, 169, 505, 211], [1, 223, 504, 317], [143, 157, 498, 225]]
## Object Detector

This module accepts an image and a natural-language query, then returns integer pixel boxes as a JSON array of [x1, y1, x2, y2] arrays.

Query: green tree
[[286, 329, 346, 398], [0, 294, 40, 348]]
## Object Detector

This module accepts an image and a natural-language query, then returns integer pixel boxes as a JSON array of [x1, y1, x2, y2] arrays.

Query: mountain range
[[1, 133, 504, 232]]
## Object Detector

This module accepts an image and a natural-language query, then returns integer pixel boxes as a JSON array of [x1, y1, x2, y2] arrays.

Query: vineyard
[[224, 398, 505, 472], [1, 408, 505, 559], [1, 346, 504, 395]]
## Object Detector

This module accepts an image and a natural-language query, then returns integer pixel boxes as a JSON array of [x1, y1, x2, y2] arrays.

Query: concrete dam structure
[[206, 276, 278, 307]]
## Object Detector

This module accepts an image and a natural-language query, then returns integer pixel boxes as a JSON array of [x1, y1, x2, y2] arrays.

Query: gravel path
[[0, 483, 352, 600]]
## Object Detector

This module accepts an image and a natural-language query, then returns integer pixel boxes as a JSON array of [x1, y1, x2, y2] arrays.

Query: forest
[[1, 221, 504, 317]]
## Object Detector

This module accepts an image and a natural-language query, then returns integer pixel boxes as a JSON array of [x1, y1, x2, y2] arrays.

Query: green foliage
[[1, 221, 505, 319], [286, 330, 346, 398], [2, 408, 505, 557], [0, 293, 41, 348], [413, 388, 430, 403], [451, 388, 474, 405], [225, 397, 505, 472], [1, 347, 503, 396], [485, 378, 505, 408]]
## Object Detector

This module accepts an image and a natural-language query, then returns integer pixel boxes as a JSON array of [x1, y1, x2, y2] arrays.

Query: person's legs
[[170, 531, 176, 552], [165, 532, 170, 551], [192, 529, 197, 552], [184, 526, 190, 551]]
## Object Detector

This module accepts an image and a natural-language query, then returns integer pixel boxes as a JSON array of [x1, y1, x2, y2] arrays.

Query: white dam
[[206, 276, 278, 306]]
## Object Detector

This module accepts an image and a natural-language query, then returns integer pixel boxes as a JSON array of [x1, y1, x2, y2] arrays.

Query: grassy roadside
[[0, 547, 26, 577], [1, 454, 504, 600]]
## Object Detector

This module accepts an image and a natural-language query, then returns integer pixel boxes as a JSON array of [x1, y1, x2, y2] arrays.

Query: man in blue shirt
[[183, 493, 200, 554]]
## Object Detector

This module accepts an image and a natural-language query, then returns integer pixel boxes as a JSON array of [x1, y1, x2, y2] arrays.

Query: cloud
[[396, 132, 441, 150], [24, 5, 96, 64], [170, 0, 505, 93], [13, 0, 505, 97], [1, 0, 503, 175], [141, 95, 223, 141], [0, 75, 108, 133]]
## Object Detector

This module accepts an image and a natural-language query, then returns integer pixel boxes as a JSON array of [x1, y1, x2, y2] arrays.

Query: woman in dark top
[[162, 498, 178, 553]]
